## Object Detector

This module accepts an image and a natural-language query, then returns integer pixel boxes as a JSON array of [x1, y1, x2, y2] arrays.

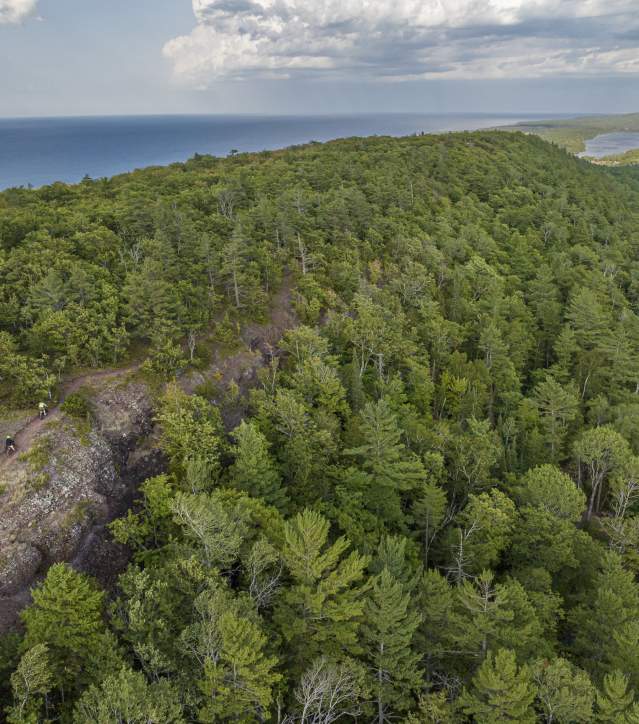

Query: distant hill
[[498, 112, 639, 160]]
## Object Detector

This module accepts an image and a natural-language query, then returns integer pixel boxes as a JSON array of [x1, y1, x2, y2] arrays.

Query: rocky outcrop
[[0, 375, 162, 632]]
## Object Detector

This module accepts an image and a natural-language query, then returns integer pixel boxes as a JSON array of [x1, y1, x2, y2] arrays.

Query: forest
[[3, 130, 639, 722]]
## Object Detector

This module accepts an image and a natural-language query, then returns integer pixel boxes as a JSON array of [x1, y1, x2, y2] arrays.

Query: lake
[[580, 131, 639, 159], [0, 113, 551, 190]]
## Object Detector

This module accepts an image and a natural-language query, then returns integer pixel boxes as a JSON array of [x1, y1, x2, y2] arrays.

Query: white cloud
[[0, 0, 38, 24], [163, 0, 639, 84]]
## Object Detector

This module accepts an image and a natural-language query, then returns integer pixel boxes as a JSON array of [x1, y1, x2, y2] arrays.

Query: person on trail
[[38, 402, 48, 419], [5, 436, 16, 454]]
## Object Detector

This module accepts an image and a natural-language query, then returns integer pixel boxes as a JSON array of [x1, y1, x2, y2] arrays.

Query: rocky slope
[[0, 279, 298, 632], [0, 373, 162, 632]]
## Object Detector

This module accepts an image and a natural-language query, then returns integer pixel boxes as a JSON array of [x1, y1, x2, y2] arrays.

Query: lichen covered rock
[[0, 375, 162, 630]]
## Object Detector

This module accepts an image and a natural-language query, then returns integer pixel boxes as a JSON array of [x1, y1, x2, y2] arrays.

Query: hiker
[[38, 401, 48, 419], [5, 436, 16, 454]]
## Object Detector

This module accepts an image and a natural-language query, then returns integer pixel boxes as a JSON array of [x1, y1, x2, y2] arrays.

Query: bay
[[580, 131, 639, 159]]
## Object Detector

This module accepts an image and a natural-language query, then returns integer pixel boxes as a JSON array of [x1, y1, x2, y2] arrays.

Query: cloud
[[163, 0, 639, 84], [0, 0, 38, 24]]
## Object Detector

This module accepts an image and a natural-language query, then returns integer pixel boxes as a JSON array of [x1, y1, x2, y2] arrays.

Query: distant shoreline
[[496, 112, 639, 164], [0, 112, 568, 190]]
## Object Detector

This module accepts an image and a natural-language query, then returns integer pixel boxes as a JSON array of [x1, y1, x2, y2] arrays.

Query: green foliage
[[274, 509, 369, 671], [459, 649, 537, 723], [517, 464, 586, 521], [532, 657, 595, 723], [227, 420, 288, 510], [6, 645, 52, 724], [60, 391, 92, 419], [20, 564, 121, 707], [362, 568, 422, 720], [7, 130, 639, 720], [73, 667, 183, 723]]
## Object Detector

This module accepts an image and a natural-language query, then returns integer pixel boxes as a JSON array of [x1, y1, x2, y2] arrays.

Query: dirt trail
[[1, 273, 297, 471], [0, 364, 141, 472]]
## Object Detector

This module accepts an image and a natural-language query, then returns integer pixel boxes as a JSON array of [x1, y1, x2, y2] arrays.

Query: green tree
[[21, 564, 121, 701], [517, 465, 585, 521], [345, 398, 426, 528], [532, 658, 595, 724], [569, 552, 639, 680], [73, 668, 183, 724], [186, 588, 281, 722], [274, 509, 369, 672], [449, 489, 517, 576], [227, 420, 288, 510], [533, 375, 579, 460], [597, 671, 639, 723], [574, 427, 630, 520], [459, 649, 536, 723], [362, 568, 422, 722], [157, 384, 224, 479], [6, 645, 52, 724]]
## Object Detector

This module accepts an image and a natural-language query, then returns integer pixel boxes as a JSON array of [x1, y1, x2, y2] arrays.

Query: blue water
[[580, 131, 639, 159], [0, 113, 553, 190]]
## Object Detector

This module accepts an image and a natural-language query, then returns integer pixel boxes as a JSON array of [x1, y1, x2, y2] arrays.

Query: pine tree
[[412, 480, 448, 566], [228, 420, 288, 510], [362, 568, 422, 723], [198, 613, 281, 722], [345, 398, 425, 528], [407, 691, 456, 723], [573, 426, 630, 520], [516, 464, 585, 521], [274, 509, 369, 672], [597, 671, 639, 723], [532, 375, 579, 461], [569, 552, 639, 680], [459, 649, 536, 723], [415, 569, 455, 680], [450, 489, 517, 575], [21, 564, 121, 699]]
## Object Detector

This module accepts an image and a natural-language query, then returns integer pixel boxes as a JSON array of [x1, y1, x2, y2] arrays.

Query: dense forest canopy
[[4, 131, 639, 721]]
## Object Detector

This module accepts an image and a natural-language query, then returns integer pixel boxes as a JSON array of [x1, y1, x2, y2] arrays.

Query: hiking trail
[[0, 364, 141, 472]]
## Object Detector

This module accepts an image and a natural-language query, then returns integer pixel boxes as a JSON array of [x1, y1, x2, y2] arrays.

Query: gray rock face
[[0, 376, 163, 632]]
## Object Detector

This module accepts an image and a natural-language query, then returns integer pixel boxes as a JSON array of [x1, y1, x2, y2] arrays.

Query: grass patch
[[63, 501, 92, 531], [19, 435, 52, 472], [27, 471, 51, 493], [18, 436, 53, 493]]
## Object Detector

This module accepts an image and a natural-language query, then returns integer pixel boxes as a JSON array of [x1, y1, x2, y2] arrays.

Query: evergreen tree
[[569, 552, 639, 681], [21, 564, 121, 702], [532, 657, 595, 724], [362, 568, 422, 722], [197, 612, 281, 722], [274, 509, 369, 672], [459, 649, 536, 723], [345, 398, 426, 528], [597, 671, 639, 724], [228, 420, 288, 510], [6, 645, 52, 724]]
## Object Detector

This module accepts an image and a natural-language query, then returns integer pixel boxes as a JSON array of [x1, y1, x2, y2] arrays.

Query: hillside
[[3, 131, 639, 720]]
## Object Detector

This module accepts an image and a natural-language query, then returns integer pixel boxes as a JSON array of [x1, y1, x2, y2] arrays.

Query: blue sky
[[2, 0, 639, 117]]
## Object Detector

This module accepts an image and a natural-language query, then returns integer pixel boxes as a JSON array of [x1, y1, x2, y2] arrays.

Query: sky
[[1, 0, 639, 117]]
